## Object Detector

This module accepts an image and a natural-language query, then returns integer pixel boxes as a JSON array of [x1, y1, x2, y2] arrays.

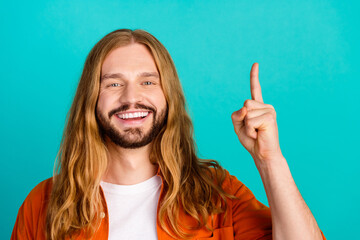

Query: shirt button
[[100, 212, 105, 218]]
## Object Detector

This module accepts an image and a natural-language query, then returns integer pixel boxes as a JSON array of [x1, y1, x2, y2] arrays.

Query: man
[[11, 29, 326, 239]]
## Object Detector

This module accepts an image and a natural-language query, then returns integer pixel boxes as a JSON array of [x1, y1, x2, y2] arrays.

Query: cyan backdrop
[[1, 0, 359, 239]]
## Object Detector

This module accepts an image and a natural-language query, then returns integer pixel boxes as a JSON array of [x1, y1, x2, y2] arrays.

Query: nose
[[119, 83, 142, 104]]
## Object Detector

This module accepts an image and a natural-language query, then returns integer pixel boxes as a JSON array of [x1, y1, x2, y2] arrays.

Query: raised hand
[[231, 63, 283, 168]]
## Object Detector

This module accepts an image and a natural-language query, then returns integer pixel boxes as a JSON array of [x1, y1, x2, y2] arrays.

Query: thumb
[[231, 107, 247, 133]]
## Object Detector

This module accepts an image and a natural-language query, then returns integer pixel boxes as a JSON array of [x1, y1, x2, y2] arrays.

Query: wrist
[[254, 154, 287, 171]]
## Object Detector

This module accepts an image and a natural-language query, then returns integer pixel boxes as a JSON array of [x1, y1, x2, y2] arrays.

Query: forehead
[[101, 43, 158, 74]]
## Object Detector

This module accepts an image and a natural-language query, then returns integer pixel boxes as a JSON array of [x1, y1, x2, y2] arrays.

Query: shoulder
[[28, 177, 53, 197], [217, 167, 268, 204], [20, 177, 54, 217], [207, 166, 269, 212], [223, 169, 256, 200], [23, 177, 54, 208], [207, 167, 248, 196], [32, 177, 53, 195]]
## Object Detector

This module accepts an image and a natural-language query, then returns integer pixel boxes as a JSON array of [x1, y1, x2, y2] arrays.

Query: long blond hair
[[46, 29, 233, 239]]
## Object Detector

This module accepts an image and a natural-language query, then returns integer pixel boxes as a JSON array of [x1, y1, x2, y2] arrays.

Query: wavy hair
[[45, 29, 234, 239]]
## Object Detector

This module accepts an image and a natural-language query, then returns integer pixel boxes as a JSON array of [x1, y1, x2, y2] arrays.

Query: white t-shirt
[[100, 175, 162, 240]]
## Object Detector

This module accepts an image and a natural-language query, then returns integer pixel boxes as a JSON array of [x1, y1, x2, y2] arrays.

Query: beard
[[96, 103, 167, 149]]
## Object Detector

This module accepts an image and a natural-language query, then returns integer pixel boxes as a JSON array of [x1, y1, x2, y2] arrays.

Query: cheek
[[156, 97, 167, 112], [155, 90, 167, 109], [97, 93, 113, 113]]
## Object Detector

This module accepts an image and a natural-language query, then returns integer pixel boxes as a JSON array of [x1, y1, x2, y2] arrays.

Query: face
[[96, 43, 167, 149]]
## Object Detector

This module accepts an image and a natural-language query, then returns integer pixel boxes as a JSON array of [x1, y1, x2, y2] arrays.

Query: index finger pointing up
[[250, 63, 264, 103]]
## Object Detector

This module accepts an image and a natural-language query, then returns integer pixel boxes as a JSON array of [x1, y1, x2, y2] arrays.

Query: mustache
[[108, 103, 156, 118]]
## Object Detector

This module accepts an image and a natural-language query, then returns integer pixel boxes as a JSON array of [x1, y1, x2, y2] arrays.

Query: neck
[[101, 138, 157, 185]]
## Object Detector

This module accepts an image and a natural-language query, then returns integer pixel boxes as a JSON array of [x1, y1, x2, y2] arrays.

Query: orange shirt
[[11, 169, 326, 239]]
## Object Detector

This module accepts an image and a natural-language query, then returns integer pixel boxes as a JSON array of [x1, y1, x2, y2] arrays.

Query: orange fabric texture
[[11, 169, 326, 239]]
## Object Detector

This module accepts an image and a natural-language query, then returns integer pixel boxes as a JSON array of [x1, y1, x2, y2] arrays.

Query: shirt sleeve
[[226, 172, 272, 240], [11, 178, 52, 240], [11, 200, 34, 240], [226, 171, 326, 240]]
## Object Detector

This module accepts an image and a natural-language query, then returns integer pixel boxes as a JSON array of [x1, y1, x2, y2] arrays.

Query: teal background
[[1, 0, 359, 239]]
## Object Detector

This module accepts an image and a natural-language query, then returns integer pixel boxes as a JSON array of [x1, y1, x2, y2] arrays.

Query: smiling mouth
[[116, 111, 150, 120]]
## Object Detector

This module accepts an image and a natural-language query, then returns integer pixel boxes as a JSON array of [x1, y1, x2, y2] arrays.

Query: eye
[[109, 83, 121, 87], [142, 81, 154, 86]]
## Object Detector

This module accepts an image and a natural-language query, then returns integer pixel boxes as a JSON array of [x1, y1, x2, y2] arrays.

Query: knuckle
[[266, 104, 275, 110], [244, 99, 252, 107], [268, 108, 276, 116], [272, 109, 277, 117], [266, 112, 276, 122]]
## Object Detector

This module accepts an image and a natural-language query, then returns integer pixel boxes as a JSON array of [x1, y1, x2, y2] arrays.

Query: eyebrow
[[100, 72, 159, 81]]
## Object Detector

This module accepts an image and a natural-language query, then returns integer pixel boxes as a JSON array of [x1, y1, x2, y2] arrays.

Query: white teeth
[[117, 111, 149, 119]]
